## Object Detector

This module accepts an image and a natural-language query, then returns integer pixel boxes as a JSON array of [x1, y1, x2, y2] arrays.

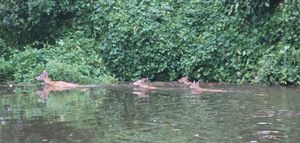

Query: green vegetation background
[[0, 0, 299, 85]]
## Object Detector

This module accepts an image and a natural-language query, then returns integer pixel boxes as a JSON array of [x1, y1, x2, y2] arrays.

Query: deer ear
[[43, 70, 48, 76]]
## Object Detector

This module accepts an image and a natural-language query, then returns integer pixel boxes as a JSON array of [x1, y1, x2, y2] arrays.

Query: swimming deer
[[133, 78, 158, 90], [35, 70, 96, 101], [178, 76, 220, 86], [189, 81, 226, 94], [35, 70, 80, 88]]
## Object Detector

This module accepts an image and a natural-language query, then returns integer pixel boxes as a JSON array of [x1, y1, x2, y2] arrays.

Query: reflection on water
[[0, 84, 300, 143]]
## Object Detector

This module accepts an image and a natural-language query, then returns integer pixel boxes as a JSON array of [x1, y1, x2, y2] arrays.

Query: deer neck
[[43, 77, 52, 85]]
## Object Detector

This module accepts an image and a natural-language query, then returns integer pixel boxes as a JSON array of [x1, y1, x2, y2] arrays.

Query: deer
[[35, 70, 97, 101], [35, 70, 80, 88], [132, 78, 158, 90], [178, 76, 221, 86]]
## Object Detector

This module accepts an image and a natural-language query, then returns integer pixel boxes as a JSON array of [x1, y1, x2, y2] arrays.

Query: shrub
[[0, 57, 13, 82], [99, 0, 300, 85], [9, 31, 115, 84]]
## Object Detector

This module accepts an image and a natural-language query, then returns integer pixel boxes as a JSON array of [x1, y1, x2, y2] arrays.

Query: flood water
[[0, 84, 299, 143]]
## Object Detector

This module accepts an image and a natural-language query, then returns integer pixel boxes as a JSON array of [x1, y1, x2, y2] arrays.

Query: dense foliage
[[1, 0, 299, 85]]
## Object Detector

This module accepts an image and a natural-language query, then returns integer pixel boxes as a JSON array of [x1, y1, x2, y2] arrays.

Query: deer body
[[44, 80, 79, 88], [189, 81, 226, 94], [138, 84, 158, 90], [178, 76, 220, 86]]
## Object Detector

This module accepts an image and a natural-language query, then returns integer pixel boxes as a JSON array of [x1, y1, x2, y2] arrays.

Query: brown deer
[[35, 70, 80, 88], [133, 78, 158, 90], [35, 70, 96, 101]]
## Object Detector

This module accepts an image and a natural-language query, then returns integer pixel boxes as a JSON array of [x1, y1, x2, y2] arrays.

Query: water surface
[[0, 84, 299, 143]]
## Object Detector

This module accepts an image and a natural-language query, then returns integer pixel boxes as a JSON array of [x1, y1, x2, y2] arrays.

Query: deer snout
[[35, 76, 42, 80]]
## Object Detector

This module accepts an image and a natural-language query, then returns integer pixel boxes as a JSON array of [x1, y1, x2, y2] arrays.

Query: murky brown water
[[0, 84, 299, 143]]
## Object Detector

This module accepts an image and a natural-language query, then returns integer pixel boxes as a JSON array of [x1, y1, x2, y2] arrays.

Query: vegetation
[[0, 0, 299, 85]]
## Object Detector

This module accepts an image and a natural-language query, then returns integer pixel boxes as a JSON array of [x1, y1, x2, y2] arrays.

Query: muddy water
[[0, 84, 299, 143]]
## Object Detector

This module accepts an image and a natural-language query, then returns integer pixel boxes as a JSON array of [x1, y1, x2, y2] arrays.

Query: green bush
[[8, 31, 115, 84], [0, 57, 13, 82], [98, 0, 300, 85]]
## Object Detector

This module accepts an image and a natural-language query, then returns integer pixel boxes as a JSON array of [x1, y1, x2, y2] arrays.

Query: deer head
[[189, 81, 200, 90], [35, 70, 49, 81], [35, 70, 52, 85]]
